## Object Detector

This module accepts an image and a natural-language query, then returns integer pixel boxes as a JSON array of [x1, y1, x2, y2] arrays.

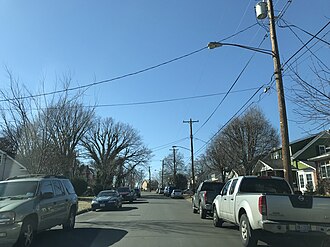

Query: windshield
[[98, 191, 117, 197], [0, 181, 38, 198]]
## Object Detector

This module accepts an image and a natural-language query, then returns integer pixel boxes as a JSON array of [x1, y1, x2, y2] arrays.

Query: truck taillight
[[258, 195, 267, 216], [204, 192, 207, 203]]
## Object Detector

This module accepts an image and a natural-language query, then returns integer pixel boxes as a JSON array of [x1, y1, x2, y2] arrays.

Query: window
[[52, 180, 65, 196], [319, 145, 326, 155], [221, 181, 231, 196], [320, 161, 330, 178], [39, 181, 54, 195], [62, 180, 76, 194], [306, 174, 313, 190], [299, 175, 305, 188], [229, 179, 238, 195]]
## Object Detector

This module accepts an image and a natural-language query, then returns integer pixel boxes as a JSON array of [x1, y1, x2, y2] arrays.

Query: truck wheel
[[199, 204, 206, 219], [239, 214, 258, 247], [63, 208, 76, 230], [16, 218, 35, 247], [213, 208, 223, 227]]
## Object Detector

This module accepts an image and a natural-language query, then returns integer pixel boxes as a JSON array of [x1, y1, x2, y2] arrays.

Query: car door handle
[[231, 199, 234, 201], [224, 198, 227, 200]]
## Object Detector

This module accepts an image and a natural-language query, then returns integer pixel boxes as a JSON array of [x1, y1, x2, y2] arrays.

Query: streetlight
[[207, 0, 293, 188]]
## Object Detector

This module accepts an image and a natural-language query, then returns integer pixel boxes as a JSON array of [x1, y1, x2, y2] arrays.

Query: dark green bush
[[71, 178, 88, 196]]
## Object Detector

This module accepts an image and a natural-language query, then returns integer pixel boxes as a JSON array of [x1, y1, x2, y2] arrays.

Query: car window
[[229, 179, 238, 195], [221, 181, 231, 196], [0, 181, 38, 197], [61, 179, 76, 194], [239, 178, 292, 194], [53, 180, 65, 196], [39, 180, 54, 195]]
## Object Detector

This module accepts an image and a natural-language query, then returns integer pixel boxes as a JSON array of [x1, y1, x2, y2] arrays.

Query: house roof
[[292, 130, 330, 160], [257, 153, 297, 171]]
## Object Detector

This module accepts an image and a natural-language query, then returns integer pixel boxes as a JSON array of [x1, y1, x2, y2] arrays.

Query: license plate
[[100, 203, 105, 207], [296, 224, 310, 232]]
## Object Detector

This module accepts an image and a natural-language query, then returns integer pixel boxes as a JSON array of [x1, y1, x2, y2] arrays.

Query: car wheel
[[63, 208, 76, 230], [239, 214, 258, 247], [199, 204, 206, 219], [213, 207, 223, 227], [16, 218, 35, 247]]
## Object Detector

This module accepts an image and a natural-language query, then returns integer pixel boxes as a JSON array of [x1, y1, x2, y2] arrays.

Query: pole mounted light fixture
[[207, 0, 294, 188]]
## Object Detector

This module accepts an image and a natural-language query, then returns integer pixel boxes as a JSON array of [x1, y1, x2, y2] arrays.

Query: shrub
[[71, 178, 88, 196]]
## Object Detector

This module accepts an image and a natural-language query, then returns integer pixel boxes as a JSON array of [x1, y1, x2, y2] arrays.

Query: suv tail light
[[258, 195, 267, 216], [204, 191, 207, 203]]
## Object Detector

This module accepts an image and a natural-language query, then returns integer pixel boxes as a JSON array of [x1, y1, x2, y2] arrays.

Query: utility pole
[[267, 0, 293, 188], [161, 159, 164, 188], [183, 118, 199, 193], [170, 146, 178, 186], [148, 166, 151, 192]]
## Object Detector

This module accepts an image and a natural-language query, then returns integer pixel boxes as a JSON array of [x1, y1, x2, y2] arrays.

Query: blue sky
[[0, 1, 329, 175]]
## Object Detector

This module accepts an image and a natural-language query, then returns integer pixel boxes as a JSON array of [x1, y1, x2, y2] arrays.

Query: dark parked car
[[91, 190, 122, 211], [117, 187, 135, 203], [134, 188, 141, 198]]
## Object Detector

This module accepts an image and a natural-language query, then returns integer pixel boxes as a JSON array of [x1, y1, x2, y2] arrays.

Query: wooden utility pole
[[183, 118, 199, 193], [267, 0, 293, 187], [170, 146, 178, 186]]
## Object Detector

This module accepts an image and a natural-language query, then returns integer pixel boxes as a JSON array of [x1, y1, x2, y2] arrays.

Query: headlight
[[0, 211, 15, 225], [91, 199, 98, 204]]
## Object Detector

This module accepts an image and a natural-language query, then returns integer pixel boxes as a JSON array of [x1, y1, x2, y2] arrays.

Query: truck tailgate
[[266, 195, 330, 223]]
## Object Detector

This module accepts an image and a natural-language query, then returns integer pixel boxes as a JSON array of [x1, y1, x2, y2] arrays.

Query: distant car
[[134, 188, 141, 198], [117, 187, 135, 203], [164, 186, 176, 197], [91, 190, 122, 211], [171, 189, 184, 199]]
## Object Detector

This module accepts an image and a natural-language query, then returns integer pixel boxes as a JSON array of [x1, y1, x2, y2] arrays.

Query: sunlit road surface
[[34, 192, 326, 247]]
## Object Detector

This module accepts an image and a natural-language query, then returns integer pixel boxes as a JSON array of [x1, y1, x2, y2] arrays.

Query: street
[[33, 192, 326, 247]]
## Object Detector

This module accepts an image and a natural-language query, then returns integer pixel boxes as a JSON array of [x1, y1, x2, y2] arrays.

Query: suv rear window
[[61, 180, 76, 194]]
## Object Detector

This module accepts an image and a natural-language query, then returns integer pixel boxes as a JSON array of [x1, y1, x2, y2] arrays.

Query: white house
[[0, 150, 29, 181]]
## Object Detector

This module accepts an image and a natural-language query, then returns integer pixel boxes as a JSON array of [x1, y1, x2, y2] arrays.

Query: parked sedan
[[117, 187, 135, 203], [91, 190, 122, 211], [171, 189, 184, 199]]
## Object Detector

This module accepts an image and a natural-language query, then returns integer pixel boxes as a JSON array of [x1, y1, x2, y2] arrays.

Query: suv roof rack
[[6, 174, 68, 180]]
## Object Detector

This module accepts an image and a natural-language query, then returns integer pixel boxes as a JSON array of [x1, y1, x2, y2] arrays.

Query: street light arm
[[207, 41, 274, 56]]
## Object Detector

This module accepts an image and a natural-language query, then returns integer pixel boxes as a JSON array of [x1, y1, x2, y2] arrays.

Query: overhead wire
[[194, 34, 268, 135], [0, 24, 258, 104]]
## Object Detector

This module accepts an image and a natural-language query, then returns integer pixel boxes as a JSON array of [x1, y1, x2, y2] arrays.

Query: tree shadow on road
[[34, 228, 127, 247]]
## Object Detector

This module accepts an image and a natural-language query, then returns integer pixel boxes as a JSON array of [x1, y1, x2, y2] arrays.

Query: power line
[[194, 35, 268, 135], [0, 24, 258, 104], [282, 20, 330, 69]]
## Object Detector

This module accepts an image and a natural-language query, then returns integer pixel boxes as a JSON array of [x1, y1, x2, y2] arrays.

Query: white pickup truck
[[212, 176, 330, 247]]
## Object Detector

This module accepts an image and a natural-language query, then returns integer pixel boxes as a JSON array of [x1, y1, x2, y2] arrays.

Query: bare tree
[[0, 71, 94, 177], [290, 65, 330, 131], [208, 107, 279, 175], [81, 117, 151, 189]]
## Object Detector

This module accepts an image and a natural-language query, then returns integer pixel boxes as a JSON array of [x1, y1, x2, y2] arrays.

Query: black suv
[[0, 175, 78, 247]]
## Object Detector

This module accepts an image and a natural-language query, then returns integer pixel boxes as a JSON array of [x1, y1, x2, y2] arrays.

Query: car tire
[[239, 214, 258, 247], [213, 207, 223, 227], [16, 218, 35, 247], [199, 204, 207, 219], [63, 208, 76, 230]]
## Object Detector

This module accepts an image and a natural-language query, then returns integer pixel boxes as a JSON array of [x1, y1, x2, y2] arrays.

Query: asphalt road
[[33, 192, 327, 247]]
